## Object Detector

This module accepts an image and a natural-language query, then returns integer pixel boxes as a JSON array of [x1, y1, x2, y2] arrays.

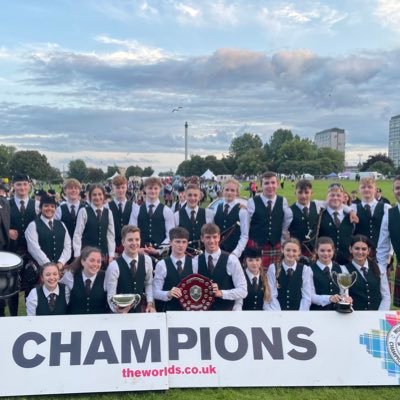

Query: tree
[[0, 145, 16, 177], [176, 155, 206, 176], [125, 165, 143, 178], [229, 133, 263, 159], [8, 150, 53, 181], [142, 166, 154, 177], [68, 159, 88, 182], [268, 129, 294, 155], [367, 161, 395, 176], [235, 149, 266, 175], [106, 165, 120, 178], [47, 166, 63, 183], [360, 153, 394, 172], [87, 167, 105, 182], [159, 170, 175, 177]]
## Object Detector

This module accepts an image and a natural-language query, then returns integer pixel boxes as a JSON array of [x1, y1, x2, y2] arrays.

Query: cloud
[[375, 0, 400, 32]]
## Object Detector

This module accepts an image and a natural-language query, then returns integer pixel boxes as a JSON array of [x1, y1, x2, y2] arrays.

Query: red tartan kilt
[[246, 240, 282, 273], [393, 264, 400, 308]]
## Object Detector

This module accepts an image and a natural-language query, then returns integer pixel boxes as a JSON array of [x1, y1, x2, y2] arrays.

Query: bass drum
[[0, 251, 23, 299]]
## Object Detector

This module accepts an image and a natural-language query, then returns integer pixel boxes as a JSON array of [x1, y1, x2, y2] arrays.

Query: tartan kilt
[[246, 240, 281, 273], [393, 264, 400, 308]]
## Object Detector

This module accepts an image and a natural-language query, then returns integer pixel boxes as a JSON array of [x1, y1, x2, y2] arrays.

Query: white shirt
[[54, 200, 81, 221], [153, 255, 187, 302], [247, 194, 292, 242], [12, 195, 40, 215], [25, 215, 71, 266], [192, 249, 247, 310], [174, 205, 215, 226], [26, 284, 71, 316], [60, 270, 105, 292], [376, 204, 397, 272], [105, 252, 154, 312], [73, 204, 116, 257], [267, 261, 312, 311]]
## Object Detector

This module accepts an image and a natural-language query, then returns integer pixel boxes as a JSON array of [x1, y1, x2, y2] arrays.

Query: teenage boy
[[377, 176, 400, 306], [174, 183, 214, 252], [375, 188, 391, 205], [129, 177, 174, 257], [171, 186, 186, 213], [107, 175, 135, 254], [317, 183, 354, 265], [213, 178, 249, 258], [153, 227, 193, 311], [105, 225, 155, 313], [351, 177, 391, 254], [247, 172, 292, 270], [192, 223, 247, 310], [25, 195, 71, 269], [8, 173, 39, 316]]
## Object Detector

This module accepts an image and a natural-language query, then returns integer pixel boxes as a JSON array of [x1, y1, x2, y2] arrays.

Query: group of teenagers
[[1, 170, 400, 316]]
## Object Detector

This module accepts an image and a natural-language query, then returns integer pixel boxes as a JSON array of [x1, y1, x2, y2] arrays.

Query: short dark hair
[[200, 223, 220, 236], [169, 227, 189, 241], [121, 225, 141, 240], [295, 179, 312, 191]]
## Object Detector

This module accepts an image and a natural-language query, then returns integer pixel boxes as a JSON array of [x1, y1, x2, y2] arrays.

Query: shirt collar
[[43, 285, 60, 297], [282, 261, 297, 271], [316, 260, 332, 270], [122, 252, 139, 265]]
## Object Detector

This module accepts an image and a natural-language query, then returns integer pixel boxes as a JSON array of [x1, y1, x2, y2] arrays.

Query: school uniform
[[346, 260, 390, 310], [213, 200, 249, 258], [61, 269, 108, 314], [192, 249, 247, 310], [247, 194, 292, 270], [153, 255, 193, 311], [26, 283, 70, 316], [73, 204, 115, 259], [267, 261, 312, 310], [171, 200, 186, 213], [242, 270, 264, 311], [25, 215, 71, 266], [105, 252, 153, 313], [310, 260, 343, 310], [107, 199, 133, 253]]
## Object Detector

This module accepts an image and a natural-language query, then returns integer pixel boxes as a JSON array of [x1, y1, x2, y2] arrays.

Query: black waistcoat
[[388, 207, 400, 260], [67, 270, 108, 314], [82, 207, 109, 255], [9, 198, 36, 251], [36, 219, 66, 263], [137, 203, 166, 246], [310, 263, 341, 310], [242, 273, 264, 311], [60, 202, 85, 240], [162, 257, 193, 311], [109, 201, 133, 247], [198, 252, 234, 310], [249, 196, 284, 246], [179, 208, 206, 248], [346, 262, 382, 311], [116, 255, 146, 313], [289, 202, 318, 250], [36, 283, 67, 315], [354, 202, 384, 248], [214, 203, 241, 253], [277, 263, 304, 310]]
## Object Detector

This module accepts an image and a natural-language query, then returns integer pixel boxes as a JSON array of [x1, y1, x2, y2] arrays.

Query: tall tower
[[389, 115, 400, 167], [185, 121, 188, 161]]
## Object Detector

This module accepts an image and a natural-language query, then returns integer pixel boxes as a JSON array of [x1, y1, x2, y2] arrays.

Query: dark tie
[[207, 255, 214, 274], [266, 200, 272, 216], [176, 260, 183, 275], [130, 259, 137, 278], [364, 204, 372, 218], [323, 266, 331, 278], [303, 206, 309, 218], [96, 209, 102, 221], [176, 202, 181, 212], [48, 220, 53, 230], [190, 210, 196, 224], [70, 204, 76, 219], [223, 203, 229, 216], [148, 204, 154, 217], [287, 268, 294, 278], [333, 211, 340, 228], [48, 293, 56, 312], [85, 279, 91, 296], [252, 276, 258, 291], [118, 202, 123, 215], [20, 200, 26, 214], [361, 266, 368, 279]]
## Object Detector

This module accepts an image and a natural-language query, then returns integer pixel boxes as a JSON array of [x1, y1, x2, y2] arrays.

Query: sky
[[0, 0, 399, 173]]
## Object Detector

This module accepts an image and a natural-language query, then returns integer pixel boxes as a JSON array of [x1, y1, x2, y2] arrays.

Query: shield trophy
[[331, 272, 357, 313], [177, 273, 215, 311], [111, 294, 142, 310]]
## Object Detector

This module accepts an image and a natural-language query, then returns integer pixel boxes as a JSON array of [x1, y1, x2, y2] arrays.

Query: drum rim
[[0, 251, 23, 271]]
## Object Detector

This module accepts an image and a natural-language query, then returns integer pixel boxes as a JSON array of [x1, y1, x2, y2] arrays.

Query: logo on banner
[[360, 311, 400, 382]]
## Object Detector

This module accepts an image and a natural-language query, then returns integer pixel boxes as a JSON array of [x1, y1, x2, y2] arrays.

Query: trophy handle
[[132, 294, 141, 309], [350, 271, 357, 286]]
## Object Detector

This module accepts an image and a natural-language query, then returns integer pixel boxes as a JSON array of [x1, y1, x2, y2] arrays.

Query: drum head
[[0, 251, 23, 271]]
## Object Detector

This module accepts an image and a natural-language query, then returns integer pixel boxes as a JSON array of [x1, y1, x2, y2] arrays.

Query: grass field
[[4, 179, 400, 398]]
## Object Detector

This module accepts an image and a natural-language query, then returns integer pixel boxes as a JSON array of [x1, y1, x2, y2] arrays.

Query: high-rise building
[[389, 115, 400, 167], [314, 128, 345, 152]]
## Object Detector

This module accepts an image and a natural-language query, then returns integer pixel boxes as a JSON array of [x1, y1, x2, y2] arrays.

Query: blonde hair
[[223, 178, 240, 194], [359, 177, 376, 187]]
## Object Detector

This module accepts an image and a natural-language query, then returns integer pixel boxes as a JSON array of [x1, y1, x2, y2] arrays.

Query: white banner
[[1, 311, 400, 396], [0, 313, 168, 396]]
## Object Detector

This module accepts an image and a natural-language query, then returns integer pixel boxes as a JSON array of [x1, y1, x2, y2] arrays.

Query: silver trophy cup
[[331, 271, 357, 313], [111, 294, 141, 310]]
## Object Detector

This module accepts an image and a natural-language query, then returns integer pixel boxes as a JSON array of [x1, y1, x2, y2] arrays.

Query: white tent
[[107, 172, 120, 180], [201, 169, 216, 180]]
